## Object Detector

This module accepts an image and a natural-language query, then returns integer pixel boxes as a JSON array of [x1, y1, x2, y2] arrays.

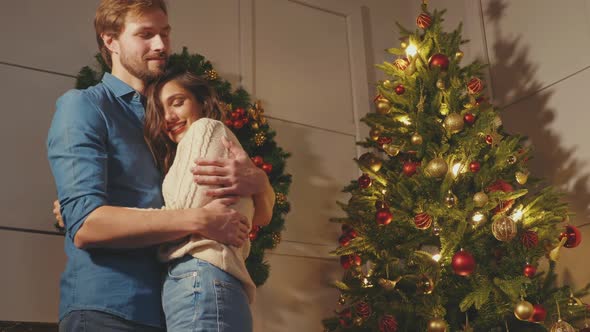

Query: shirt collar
[[102, 72, 137, 98]]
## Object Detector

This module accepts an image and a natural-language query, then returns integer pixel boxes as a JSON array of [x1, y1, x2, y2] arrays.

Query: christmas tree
[[323, 3, 589, 331]]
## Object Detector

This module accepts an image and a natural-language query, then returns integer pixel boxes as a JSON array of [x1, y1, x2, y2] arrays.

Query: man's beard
[[120, 51, 167, 82]]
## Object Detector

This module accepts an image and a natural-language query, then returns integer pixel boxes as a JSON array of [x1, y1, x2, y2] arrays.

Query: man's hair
[[95, 0, 168, 68]]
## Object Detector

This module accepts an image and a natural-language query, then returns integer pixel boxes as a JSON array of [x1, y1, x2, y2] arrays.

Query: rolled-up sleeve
[[47, 90, 108, 240]]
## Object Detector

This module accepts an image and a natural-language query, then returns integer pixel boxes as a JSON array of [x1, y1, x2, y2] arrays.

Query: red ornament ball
[[338, 308, 352, 328], [402, 161, 418, 177], [355, 301, 372, 319], [340, 254, 362, 269], [378, 136, 393, 146], [561, 225, 582, 248], [487, 179, 515, 214], [452, 250, 476, 276], [339, 234, 352, 247], [394, 84, 405, 95], [235, 107, 246, 117], [379, 314, 398, 332], [529, 304, 547, 323], [469, 161, 481, 173], [346, 228, 358, 239], [251, 156, 264, 167], [428, 53, 450, 71], [485, 134, 494, 145], [231, 111, 241, 120], [464, 113, 475, 125], [261, 163, 273, 174], [521, 230, 539, 248], [393, 58, 409, 71], [358, 174, 372, 189], [523, 264, 537, 278], [416, 13, 432, 29], [467, 77, 484, 95], [414, 212, 432, 230], [249, 225, 261, 241], [376, 208, 393, 226]]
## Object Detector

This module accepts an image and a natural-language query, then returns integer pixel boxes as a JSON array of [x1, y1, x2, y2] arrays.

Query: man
[[47, 1, 274, 331]]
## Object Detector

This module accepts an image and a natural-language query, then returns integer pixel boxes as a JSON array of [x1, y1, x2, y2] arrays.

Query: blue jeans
[[163, 256, 252, 332], [58, 310, 164, 332]]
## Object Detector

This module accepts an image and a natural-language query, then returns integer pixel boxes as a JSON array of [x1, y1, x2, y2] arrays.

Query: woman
[[145, 69, 260, 332]]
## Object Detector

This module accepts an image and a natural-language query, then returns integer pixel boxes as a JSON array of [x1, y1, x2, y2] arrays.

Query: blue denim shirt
[[47, 73, 165, 328]]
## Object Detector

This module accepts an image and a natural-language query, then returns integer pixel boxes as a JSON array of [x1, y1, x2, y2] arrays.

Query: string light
[[406, 43, 418, 57], [511, 207, 524, 222], [432, 254, 442, 262]]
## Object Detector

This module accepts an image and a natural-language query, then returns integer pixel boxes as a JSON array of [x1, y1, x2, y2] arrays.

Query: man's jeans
[[59, 310, 164, 332], [163, 256, 252, 332]]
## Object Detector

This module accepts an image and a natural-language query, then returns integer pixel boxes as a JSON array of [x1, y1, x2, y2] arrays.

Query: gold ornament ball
[[276, 192, 287, 205], [382, 144, 400, 157], [514, 300, 534, 321], [550, 320, 576, 332], [436, 78, 446, 90], [375, 98, 391, 114], [425, 157, 448, 178], [417, 274, 435, 294], [433, 223, 441, 236], [444, 190, 458, 208], [353, 317, 364, 326], [427, 318, 447, 332], [493, 115, 503, 128], [492, 215, 517, 241], [401, 41, 408, 48], [383, 80, 393, 89], [369, 128, 381, 141], [516, 171, 529, 185], [251, 122, 259, 130], [359, 152, 383, 172], [444, 113, 465, 133], [271, 233, 282, 248], [473, 191, 489, 207], [254, 132, 266, 146], [338, 294, 346, 305], [455, 50, 464, 61], [507, 155, 517, 164], [411, 133, 424, 145]]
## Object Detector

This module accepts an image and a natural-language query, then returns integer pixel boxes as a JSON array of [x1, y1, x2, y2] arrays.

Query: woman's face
[[159, 80, 201, 143]]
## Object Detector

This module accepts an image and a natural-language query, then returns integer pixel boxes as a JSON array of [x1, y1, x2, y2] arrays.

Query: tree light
[[399, 115, 412, 125], [432, 254, 442, 262], [451, 162, 463, 177], [406, 43, 418, 57], [511, 208, 524, 222]]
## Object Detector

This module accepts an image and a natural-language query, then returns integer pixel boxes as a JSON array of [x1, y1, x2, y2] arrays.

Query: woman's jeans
[[163, 256, 252, 332]]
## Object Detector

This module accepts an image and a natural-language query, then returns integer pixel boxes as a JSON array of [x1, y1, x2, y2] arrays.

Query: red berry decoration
[[376, 208, 393, 226], [487, 179, 514, 214], [233, 120, 244, 129], [467, 77, 484, 95], [249, 225, 261, 241], [416, 13, 432, 29], [340, 254, 361, 269], [402, 161, 418, 177], [523, 264, 537, 278], [464, 113, 475, 124], [355, 301, 372, 319], [428, 53, 450, 71], [251, 156, 264, 167], [414, 212, 432, 230], [452, 250, 476, 276], [358, 174, 372, 189], [469, 161, 481, 173], [394, 84, 405, 95], [393, 58, 409, 70], [561, 225, 582, 248], [231, 111, 241, 120], [521, 230, 539, 248], [261, 162, 273, 174], [529, 304, 547, 323], [379, 314, 398, 332], [224, 119, 233, 127]]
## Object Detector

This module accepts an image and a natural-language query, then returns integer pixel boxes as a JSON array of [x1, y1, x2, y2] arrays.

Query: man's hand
[[53, 200, 65, 229], [192, 136, 268, 197], [198, 197, 249, 247]]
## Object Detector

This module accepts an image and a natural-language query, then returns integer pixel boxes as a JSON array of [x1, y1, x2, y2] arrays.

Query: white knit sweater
[[158, 118, 256, 303]]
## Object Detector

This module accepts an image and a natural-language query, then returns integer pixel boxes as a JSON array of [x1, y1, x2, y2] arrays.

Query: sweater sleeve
[[164, 118, 230, 210]]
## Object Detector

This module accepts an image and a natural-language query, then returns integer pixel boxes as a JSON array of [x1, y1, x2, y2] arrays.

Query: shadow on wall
[[484, 0, 590, 285]]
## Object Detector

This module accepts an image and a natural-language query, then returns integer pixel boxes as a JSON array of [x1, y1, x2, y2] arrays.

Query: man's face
[[115, 9, 171, 82]]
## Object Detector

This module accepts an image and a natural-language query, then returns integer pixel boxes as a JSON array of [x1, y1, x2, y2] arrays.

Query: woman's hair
[[145, 69, 225, 174], [95, 0, 168, 68]]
